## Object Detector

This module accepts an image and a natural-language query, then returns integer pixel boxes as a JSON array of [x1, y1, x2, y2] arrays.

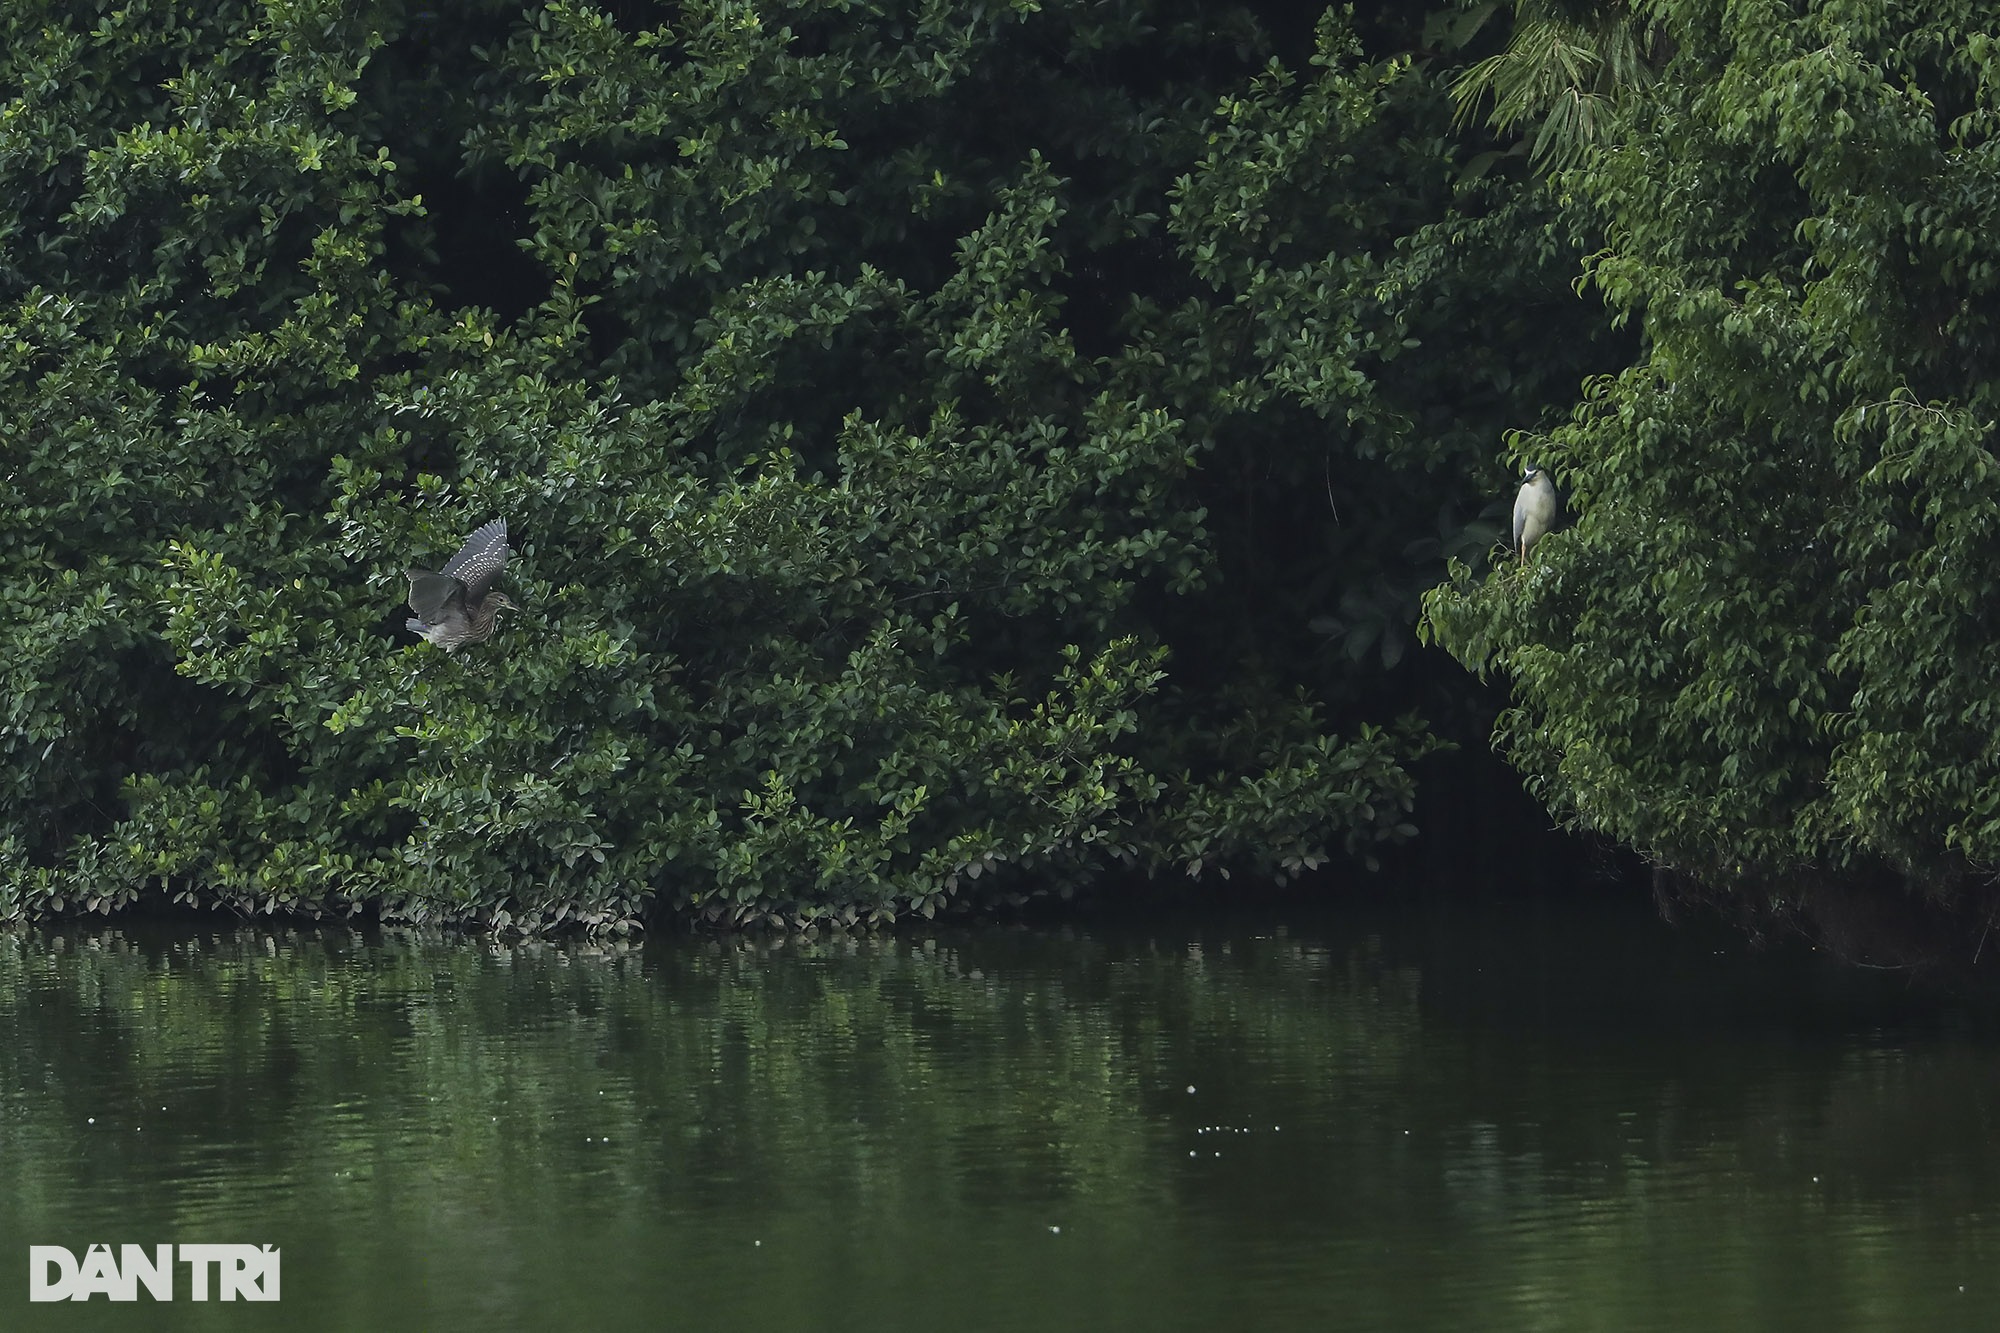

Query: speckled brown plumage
[[405, 518, 517, 649]]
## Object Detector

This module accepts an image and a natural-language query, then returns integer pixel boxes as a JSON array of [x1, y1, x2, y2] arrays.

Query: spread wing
[[405, 569, 467, 622], [441, 518, 510, 601]]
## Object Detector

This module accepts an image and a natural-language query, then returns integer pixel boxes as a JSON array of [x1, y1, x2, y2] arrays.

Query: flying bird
[[405, 518, 517, 649]]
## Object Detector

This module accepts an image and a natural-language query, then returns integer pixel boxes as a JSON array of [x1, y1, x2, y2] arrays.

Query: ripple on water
[[0, 911, 1996, 1330]]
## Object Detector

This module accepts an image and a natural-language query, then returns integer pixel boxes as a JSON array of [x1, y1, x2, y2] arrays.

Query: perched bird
[[1512, 467, 1559, 562], [405, 518, 517, 649]]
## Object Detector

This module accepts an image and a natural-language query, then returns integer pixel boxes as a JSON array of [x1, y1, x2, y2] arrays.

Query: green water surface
[[2, 895, 1996, 1330]]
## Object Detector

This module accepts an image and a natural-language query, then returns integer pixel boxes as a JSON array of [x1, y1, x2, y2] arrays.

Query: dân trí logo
[[29, 1244, 280, 1302]]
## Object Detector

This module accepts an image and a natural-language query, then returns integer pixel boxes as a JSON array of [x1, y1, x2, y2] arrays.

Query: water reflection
[[0, 904, 1995, 1330]]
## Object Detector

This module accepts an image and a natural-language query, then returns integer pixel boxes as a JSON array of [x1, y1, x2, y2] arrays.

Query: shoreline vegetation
[[4, 1, 1998, 968]]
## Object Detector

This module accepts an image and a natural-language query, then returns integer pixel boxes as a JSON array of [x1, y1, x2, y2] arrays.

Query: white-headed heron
[[1512, 468, 1558, 562]]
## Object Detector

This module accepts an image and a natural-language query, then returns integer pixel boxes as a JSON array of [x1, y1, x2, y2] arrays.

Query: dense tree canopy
[[1427, 0, 2000, 913], [0, 0, 1602, 927], [40, 0, 2000, 939]]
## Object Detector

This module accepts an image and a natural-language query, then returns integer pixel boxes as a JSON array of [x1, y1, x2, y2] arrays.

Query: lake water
[[4, 891, 1998, 1330]]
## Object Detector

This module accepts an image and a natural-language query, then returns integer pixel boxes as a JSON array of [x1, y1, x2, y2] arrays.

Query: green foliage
[[1442, 0, 1666, 174], [1425, 0, 2000, 895], [0, 0, 1599, 928]]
